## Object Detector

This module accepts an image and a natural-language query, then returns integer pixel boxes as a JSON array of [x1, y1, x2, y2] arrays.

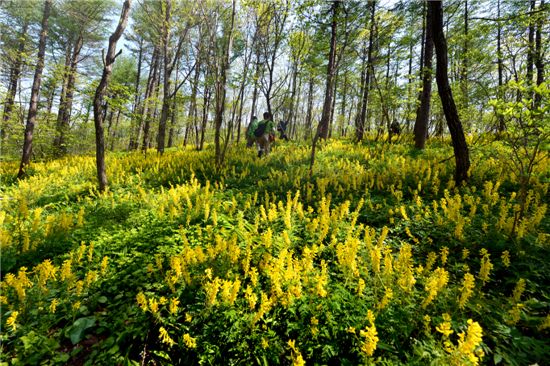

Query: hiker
[[390, 120, 401, 135], [254, 112, 275, 157], [246, 115, 259, 148], [389, 120, 401, 143], [277, 120, 289, 141]]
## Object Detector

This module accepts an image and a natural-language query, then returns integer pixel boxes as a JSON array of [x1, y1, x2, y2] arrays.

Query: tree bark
[[18, 0, 51, 179], [526, 0, 536, 87], [317, 0, 339, 140], [128, 37, 143, 150], [534, 0, 545, 107], [305, 76, 314, 140], [215, 0, 236, 167], [157, 0, 172, 154], [461, 0, 469, 110], [414, 2, 434, 149], [93, 0, 131, 191], [430, 1, 470, 184], [142, 47, 160, 152], [309, 0, 340, 176], [497, 0, 505, 132], [356, 1, 375, 141], [185, 50, 201, 146], [3, 22, 28, 125], [54, 33, 83, 156]]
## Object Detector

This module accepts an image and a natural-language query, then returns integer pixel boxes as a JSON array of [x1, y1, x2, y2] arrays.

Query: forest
[[0, 0, 549, 365]]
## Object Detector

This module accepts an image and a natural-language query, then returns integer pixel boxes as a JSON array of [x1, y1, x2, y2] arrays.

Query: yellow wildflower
[[101, 256, 109, 274], [183, 333, 197, 348], [6, 311, 18, 331], [159, 327, 176, 347], [440, 247, 449, 266], [501, 250, 510, 268], [457, 319, 484, 365], [50, 298, 59, 313], [478, 250, 493, 285], [169, 298, 180, 315], [459, 273, 475, 309], [511, 278, 525, 303], [359, 310, 378, 357], [436, 313, 453, 337], [378, 288, 393, 310], [149, 298, 159, 314], [538, 314, 550, 330], [136, 292, 148, 312]]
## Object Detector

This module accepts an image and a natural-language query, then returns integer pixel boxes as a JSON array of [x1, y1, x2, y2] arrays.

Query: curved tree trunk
[[18, 0, 51, 179], [430, 1, 470, 184], [93, 0, 131, 192]]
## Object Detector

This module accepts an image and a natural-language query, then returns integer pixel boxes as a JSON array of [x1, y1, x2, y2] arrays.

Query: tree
[[309, 0, 340, 176], [51, 0, 114, 156], [213, 0, 236, 168], [18, 0, 52, 179], [93, 0, 131, 192], [430, 1, 470, 184], [355, 1, 376, 141], [414, 1, 434, 149]]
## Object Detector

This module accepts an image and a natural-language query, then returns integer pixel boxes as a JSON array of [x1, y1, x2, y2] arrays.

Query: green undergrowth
[[1, 137, 549, 365]]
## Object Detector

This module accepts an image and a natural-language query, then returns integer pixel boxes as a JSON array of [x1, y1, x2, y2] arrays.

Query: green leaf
[[97, 296, 108, 304], [68, 316, 96, 345]]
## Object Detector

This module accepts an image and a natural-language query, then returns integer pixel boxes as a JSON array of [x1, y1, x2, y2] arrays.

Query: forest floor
[[1, 137, 549, 365]]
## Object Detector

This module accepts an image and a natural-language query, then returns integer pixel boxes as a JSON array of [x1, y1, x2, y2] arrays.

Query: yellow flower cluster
[[422, 267, 449, 308], [459, 273, 476, 309], [478, 249, 493, 285], [288, 339, 305, 366], [359, 310, 379, 357]]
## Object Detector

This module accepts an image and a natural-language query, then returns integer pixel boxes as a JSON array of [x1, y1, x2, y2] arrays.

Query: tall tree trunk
[[18, 0, 51, 179], [356, 1, 376, 141], [53, 44, 72, 152], [129, 37, 143, 150], [497, 0, 505, 132], [328, 67, 339, 138], [461, 0, 469, 111], [340, 72, 348, 136], [93, 0, 130, 192], [310, 0, 339, 176], [534, 0, 545, 107], [287, 60, 299, 140], [405, 22, 414, 131], [526, 0, 536, 87], [250, 51, 261, 122], [291, 72, 303, 139], [167, 93, 178, 148], [3, 22, 28, 125], [198, 82, 211, 151], [215, 0, 236, 167], [142, 47, 160, 152], [317, 0, 339, 140], [305, 76, 314, 140], [157, 0, 172, 154], [54, 34, 83, 156], [430, 1, 470, 184], [414, 3, 434, 149], [185, 52, 201, 146]]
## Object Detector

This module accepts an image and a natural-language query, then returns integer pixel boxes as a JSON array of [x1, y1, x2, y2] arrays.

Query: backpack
[[254, 122, 267, 137]]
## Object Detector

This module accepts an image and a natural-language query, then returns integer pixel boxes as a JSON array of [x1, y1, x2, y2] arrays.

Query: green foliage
[[0, 138, 549, 365]]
